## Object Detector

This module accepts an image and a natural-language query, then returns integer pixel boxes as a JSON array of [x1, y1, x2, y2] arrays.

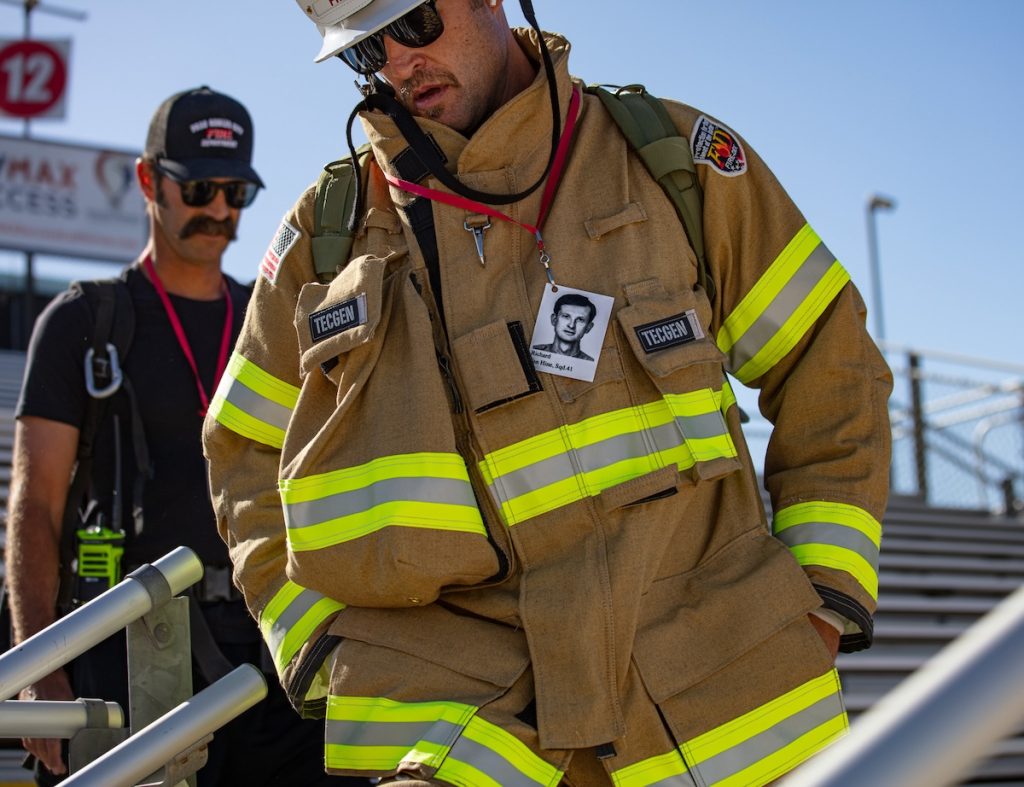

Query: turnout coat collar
[[358, 30, 577, 215]]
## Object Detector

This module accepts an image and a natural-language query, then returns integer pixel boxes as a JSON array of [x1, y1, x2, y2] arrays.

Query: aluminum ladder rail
[[781, 582, 1024, 787]]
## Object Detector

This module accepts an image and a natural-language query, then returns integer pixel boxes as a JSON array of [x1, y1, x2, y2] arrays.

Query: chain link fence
[[737, 344, 1024, 514]]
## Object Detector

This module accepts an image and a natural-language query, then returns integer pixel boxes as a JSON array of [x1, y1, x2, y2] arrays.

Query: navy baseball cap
[[145, 86, 264, 187]]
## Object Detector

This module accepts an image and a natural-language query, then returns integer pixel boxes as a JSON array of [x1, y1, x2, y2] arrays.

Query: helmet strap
[[349, 0, 562, 209]]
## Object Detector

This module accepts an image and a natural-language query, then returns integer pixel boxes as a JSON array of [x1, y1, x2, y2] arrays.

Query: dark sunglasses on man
[[339, 0, 444, 75], [155, 164, 260, 209]]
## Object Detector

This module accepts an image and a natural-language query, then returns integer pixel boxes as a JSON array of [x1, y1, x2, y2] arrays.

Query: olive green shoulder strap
[[585, 84, 714, 302], [311, 145, 371, 283]]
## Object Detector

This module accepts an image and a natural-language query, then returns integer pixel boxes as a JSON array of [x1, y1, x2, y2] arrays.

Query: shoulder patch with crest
[[261, 219, 300, 284], [691, 115, 747, 177]]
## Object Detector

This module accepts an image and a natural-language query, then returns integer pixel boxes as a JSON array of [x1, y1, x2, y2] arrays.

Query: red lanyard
[[143, 255, 234, 417], [384, 84, 582, 287]]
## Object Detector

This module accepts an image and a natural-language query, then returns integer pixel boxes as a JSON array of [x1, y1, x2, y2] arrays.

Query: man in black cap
[[6, 87, 354, 786]]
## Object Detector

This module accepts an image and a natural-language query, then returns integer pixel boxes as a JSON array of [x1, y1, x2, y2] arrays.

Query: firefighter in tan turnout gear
[[203, 1, 892, 784]]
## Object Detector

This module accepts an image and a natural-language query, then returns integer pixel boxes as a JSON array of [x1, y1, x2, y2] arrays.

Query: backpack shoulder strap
[[312, 145, 372, 283], [56, 275, 137, 613], [586, 84, 714, 303]]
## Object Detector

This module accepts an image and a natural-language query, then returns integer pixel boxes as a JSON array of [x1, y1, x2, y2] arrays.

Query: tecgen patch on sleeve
[[260, 219, 300, 284], [691, 116, 747, 177]]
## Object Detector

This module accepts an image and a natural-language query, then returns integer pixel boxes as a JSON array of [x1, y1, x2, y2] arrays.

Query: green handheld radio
[[73, 525, 125, 606]]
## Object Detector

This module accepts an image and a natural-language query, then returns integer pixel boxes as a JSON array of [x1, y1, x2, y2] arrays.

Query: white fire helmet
[[295, 0, 431, 63]]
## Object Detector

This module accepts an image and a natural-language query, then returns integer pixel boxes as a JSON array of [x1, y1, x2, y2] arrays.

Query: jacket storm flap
[[204, 31, 891, 786]]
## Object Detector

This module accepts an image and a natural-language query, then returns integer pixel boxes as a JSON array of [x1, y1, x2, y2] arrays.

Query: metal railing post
[[0, 547, 202, 701], [62, 664, 267, 787], [908, 351, 929, 500], [779, 583, 1024, 787]]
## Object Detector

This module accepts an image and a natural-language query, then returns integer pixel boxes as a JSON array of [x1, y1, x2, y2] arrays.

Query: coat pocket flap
[[329, 605, 530, 689], [616, 278, 723, 378], [451, 320, 541, 413], [295, 254, 387, 376], [633, 530, 824, 703]]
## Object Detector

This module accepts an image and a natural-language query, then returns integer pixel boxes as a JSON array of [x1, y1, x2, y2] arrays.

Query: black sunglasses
[[156, 165, 259, 209], [339, 0, 445, 75]]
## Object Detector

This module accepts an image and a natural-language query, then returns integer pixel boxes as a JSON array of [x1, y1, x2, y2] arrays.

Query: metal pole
[[0, 699, 123, 738], [62, 664, 267, 787], [908, 352, 928, 501], [779, 583, 1024, 787], [0, 547, 203, 701], [865, 194, 896, 343]]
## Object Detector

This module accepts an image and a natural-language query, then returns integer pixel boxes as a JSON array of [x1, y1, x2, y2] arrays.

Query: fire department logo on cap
[[691, 115, 747, 177], [189, 117, 244, 151]]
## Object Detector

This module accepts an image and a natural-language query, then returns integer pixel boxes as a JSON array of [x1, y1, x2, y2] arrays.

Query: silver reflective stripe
[[487, 414, 725, 506], [447, 733, 550, 787], [646, 771, 698, 787], [325, 717, 461, 748], [285, 476, 478, 530], [727, 243, 836, 373], [223, 377, 292, 433], [693, 694, 842, 784], [775, 522, 880, 572], [265, 588, 323, 660]]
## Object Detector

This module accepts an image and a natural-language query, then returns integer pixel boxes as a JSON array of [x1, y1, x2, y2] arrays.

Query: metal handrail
[[0, 547, 202, 701], [62, 664, 266, 787], [779, 583, 1024, 787], [0, 699, 123, 738], [0, 546, 269, 786]]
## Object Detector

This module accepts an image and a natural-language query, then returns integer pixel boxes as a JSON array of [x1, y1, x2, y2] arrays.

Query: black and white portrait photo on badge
[[529, 284, 614, 383]]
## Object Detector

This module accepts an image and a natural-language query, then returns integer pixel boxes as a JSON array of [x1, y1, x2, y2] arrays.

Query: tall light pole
[[866, 194, 896, 343]]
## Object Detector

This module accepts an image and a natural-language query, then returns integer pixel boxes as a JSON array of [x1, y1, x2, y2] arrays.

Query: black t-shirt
[[17, 265, 250, 569]]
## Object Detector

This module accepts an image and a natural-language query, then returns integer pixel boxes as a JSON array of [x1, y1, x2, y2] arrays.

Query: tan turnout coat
[[204, 31, 891, 786]]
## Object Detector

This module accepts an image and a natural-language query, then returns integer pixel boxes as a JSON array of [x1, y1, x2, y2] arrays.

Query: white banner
[[0, 134, 147, 262]]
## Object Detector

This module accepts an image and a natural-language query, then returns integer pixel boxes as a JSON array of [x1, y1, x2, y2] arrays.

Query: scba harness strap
[[309, 83, 714, 303]]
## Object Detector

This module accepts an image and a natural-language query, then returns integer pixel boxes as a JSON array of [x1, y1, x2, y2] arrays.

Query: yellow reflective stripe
[[717, 714, 846, 787], [788, 544, 879, 600], [482, 388, 737, 526], [718, 225, 823, 354], [260, 580, 345, 673], [435, 714, 564, 787], [775, 501, 881, 600], [733, 261, 849, 383], [208, 352, 299, 448], [611, 750, 689, 787], [325, 696, 475, 772], [281, 452, 471, 498], [681, 670, 847, 786], [716, 224, 851, 384], [280, 452, 486, 552], [774, 501, 882, 547]]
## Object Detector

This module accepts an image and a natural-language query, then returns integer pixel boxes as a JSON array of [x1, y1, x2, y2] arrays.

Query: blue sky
[[1, 0, 1021, 373]]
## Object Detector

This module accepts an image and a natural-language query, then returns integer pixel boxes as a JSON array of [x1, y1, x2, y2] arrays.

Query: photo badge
[[529, 284, 614, 383]]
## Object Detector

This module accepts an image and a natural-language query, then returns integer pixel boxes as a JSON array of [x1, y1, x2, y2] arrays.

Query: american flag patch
[[260, 219, 300, 284]]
